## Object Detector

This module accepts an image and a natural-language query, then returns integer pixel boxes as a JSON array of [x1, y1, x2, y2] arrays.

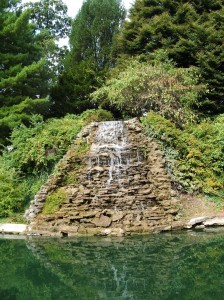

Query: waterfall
[[89, 121, 128, 185], [25, 117, 176, 236]]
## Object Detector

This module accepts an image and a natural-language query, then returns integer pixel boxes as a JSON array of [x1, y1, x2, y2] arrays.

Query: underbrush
[[142, 112, 224, 203], [0, 109, 113, 217]]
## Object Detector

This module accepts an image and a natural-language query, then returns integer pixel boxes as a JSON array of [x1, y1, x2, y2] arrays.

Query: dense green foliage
[[0, 0, 71, 148], [0, 0, 50, 146], [92, 53, 204, 124], [117, 0, 224, 114], [50, 0, 126, 116], [142, 112, 224, 198], [24, 0, 71, 78], [69, 0, 125, 71], [25, 0, 71, 39], [0, 109, 113, 218], [0, 162, 26, 217], [0, 0, 223, 218], [43, 188, 68, 214]]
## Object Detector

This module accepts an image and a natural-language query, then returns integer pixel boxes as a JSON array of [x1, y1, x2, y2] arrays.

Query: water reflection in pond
[[1, 232, 224, 300]]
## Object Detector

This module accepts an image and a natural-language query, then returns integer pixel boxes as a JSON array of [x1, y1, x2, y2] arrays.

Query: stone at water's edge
[[25, 118, 180, 236], [0, 224, 27, 234], [186, 216, 224, 228]]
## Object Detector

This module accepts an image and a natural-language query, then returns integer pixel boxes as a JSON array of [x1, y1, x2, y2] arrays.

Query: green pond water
[[1, 231, 224, 300]]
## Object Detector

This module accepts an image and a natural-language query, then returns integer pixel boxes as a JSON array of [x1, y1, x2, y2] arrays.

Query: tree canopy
[[25, 0, 71, 39], [24, 0, 72, 80], [91, 53, 204, 125], [117, 0, 224, 114], [0, 0, 72, 147], [0, 0, 50, 146], [50, 0, 126, 117]]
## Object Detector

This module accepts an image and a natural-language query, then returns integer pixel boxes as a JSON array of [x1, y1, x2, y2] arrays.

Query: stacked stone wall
[[25, 119, 180, 236]]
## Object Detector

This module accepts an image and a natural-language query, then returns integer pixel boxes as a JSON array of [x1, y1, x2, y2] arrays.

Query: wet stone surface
[[25, 119, 180, 236]]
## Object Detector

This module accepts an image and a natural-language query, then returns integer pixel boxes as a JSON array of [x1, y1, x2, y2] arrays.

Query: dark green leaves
[[24, 0, 71, 39], [118, 0, 224, 114]]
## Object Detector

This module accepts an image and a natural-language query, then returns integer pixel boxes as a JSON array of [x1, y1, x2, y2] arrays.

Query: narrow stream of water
[[90, 121, 128, 185], [88, 121, 143, 186]]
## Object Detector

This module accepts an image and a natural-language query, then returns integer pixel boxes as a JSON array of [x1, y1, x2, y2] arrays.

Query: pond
[[1, 231, 224, 300]]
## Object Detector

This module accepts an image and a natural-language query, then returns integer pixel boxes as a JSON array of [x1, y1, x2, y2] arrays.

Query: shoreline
[[2, 215, 224, 237]]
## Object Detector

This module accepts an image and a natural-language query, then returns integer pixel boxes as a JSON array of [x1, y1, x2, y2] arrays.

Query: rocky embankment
[[18, 118, 224, 237], [23, 119, 180, 236]]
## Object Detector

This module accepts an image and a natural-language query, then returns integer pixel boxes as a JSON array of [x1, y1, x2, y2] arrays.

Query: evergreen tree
[[196, 7, 224, 113], [0, 0, 49, 147], [50, 0, 126, 117], [51, 60, 97, 116], [117, 0, 224, 114], [69, 0, 125, 71]]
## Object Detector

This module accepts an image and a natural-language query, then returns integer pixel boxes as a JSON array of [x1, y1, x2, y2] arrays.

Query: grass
[[43, 188, 68, 214], [0, 213, 27, 224]]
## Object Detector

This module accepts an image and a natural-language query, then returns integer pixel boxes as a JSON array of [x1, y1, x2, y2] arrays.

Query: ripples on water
[[1, 232, 224, 300]]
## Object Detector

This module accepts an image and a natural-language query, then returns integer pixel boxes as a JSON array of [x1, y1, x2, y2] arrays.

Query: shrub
[[0, 160, 26, 217], [81, 108, 114, 124], [3, 109, 112, 175], [0, 108, 112, 217], [4, 114, 83, 175], [92, 55, 204, 125], [142, 112, 224, 199]]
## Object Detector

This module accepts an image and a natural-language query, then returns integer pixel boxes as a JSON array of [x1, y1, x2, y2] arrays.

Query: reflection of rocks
[[26, 235, 179, 300], [25, 119, 180, 236], [26, 233, 223, 300]]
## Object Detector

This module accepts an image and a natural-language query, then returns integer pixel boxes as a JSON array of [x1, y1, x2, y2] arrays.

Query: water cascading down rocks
[[89, 121, 133, 186], [25, 119, 180, 236]]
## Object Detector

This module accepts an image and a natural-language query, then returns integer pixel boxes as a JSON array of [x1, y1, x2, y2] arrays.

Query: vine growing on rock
[[142, 112, 224, 201], [0, 109, 113, 218]]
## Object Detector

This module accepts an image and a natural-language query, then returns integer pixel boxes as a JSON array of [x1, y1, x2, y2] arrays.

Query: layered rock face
[[25, 119, 180, 236]]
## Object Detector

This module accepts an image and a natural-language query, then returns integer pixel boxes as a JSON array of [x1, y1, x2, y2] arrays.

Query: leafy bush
[[182, 116, 224, 195], [0, 98, 50, 149], [0, 160, 26, 217], [3, 109, 112, 175], [81, 108, 114, 124], [142, 112, 224, 199], [0, 108, 112, 218], [3, 114, 82, 175], [92, 55, 204, 125]]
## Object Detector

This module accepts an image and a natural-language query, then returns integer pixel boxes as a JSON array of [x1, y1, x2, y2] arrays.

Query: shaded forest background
[[0, 0, 223, 219]]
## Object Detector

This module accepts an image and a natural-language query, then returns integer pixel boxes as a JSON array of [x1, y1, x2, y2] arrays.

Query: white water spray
[[90, 121, 127, 185]]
